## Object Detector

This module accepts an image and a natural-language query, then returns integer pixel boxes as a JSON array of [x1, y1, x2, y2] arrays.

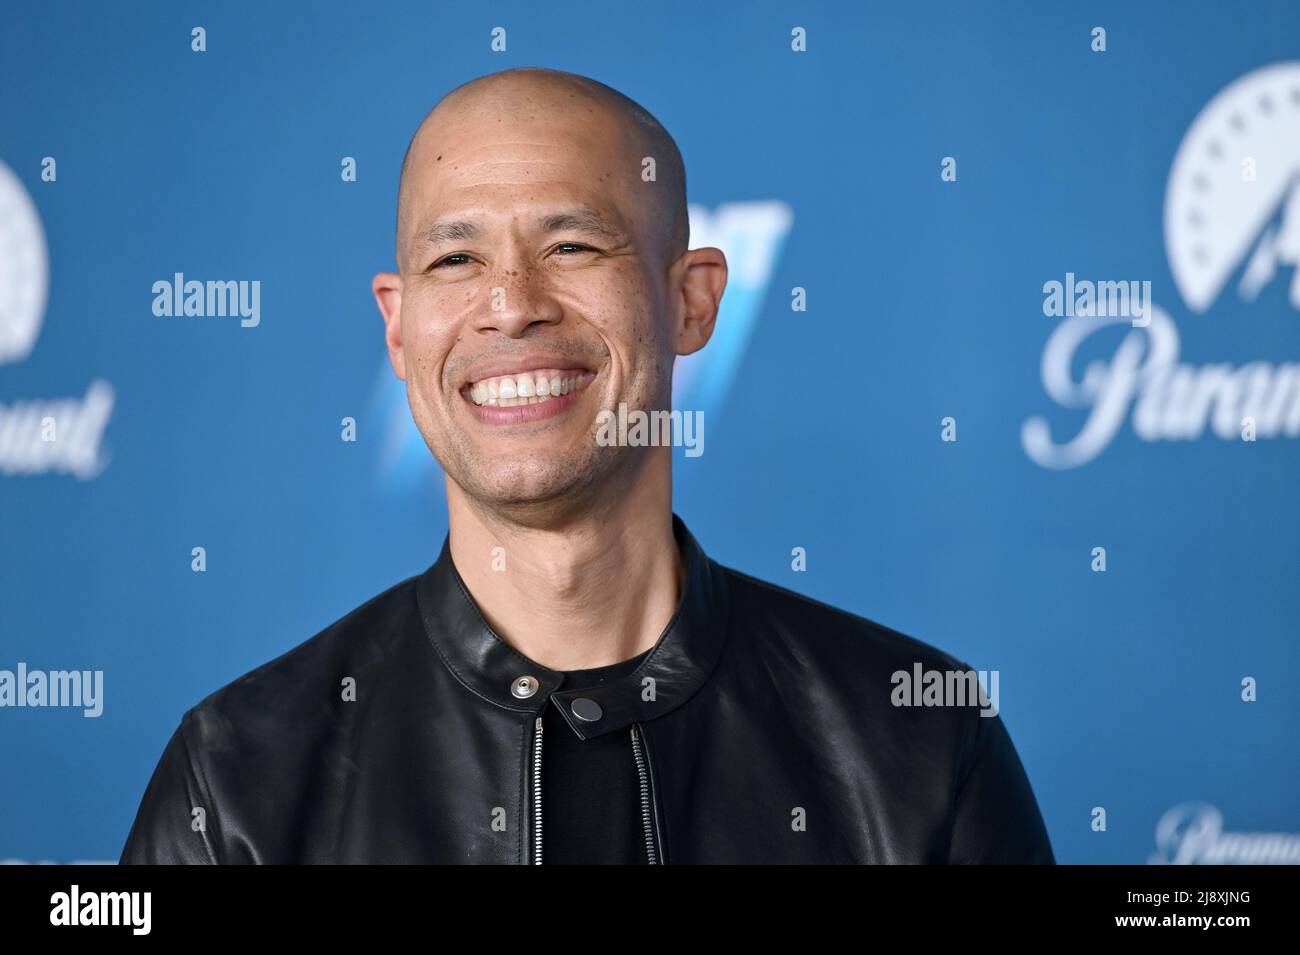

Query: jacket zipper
[[529, 712, 661, 865], [629, 723, 660, 864], [530, 716, 543, 865]]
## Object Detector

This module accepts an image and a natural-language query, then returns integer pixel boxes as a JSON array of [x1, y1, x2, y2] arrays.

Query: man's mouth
[[464, 368, 594, 408]]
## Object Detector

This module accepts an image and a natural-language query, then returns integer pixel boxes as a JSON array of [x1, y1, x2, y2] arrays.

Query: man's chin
[[447, 461, 601, 515]]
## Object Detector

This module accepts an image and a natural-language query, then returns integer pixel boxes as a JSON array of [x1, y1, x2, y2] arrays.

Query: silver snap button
[[511, 675, 539, 699], [571, 697, 603, 722]]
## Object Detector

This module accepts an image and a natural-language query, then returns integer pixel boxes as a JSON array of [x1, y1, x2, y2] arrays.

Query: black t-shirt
[[542, 647, 653, 864]]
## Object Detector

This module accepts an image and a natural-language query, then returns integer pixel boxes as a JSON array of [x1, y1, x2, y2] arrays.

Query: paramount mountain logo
[[373, 200, 792, 491], [0, 160, 114, 479], [1023, 62, 1300, 469], [0, 162, 46, 365]]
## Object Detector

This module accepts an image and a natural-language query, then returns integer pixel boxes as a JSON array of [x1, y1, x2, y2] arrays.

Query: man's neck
[[445, 466, 683, 672]]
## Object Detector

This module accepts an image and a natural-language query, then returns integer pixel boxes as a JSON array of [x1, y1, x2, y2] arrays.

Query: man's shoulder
[[123, 571, 430, 864], [719, 563, 969, 674], [182, 571, 425, 738]]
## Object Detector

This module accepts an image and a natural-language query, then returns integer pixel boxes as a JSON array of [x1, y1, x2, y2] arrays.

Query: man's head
[[373, 68, 727, 526], [395, 69, 690, 276]]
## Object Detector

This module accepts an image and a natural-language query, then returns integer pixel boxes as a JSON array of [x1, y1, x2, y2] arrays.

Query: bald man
[[121, 67, 1054, 865]]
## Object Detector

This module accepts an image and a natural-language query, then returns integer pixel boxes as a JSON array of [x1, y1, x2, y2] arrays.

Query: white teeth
[[467, 370, 589, 406]]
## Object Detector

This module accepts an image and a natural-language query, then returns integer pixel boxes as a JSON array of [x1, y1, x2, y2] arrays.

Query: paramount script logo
[[1023, 62, 1300, 468], [0, 159, 114, 479], [1148, 802, 1300, 864]]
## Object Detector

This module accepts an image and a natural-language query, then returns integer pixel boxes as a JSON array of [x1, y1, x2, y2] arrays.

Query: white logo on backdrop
[[0, 159, 114, 479], [1166, 62, 1300, 312], [0, 160, 47, 365], [1023, 63, 1300, 468], [1148, 802, 1300, 864]]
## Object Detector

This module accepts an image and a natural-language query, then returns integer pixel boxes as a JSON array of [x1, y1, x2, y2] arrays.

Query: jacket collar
[[415, 512, 731, 739]]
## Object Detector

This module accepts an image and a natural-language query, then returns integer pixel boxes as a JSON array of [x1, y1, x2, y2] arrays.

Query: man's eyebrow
[[412, 208, 628, 253], [416, 219, 482, 250], [539, 207, 628, 243]]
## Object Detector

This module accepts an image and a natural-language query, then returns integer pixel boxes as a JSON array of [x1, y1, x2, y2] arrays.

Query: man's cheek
[[402, 325, 452, 392]]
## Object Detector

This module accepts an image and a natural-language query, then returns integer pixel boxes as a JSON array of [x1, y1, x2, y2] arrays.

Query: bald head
[[394, 68, 688, 270]]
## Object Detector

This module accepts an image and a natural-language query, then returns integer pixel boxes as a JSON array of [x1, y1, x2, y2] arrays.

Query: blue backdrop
[[2, 0, 1297, 865]]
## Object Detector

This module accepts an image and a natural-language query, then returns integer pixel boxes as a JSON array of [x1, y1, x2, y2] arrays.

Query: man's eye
[[431, 253, 472, 270], [553, 242, 596, 255]]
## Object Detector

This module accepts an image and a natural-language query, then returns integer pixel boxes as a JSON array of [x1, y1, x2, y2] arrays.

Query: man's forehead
[[408, 103, 633, 188], [395, 72, 682, 265], [401, 116, 644, 254]]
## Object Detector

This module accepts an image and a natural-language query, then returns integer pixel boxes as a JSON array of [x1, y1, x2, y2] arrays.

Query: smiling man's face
[[374, 73, 701, 518]]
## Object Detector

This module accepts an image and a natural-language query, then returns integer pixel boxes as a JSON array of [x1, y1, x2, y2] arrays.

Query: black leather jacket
[[120, 514, 1054, 864]]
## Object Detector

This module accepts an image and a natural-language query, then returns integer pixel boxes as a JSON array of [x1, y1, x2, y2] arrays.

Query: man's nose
[[470, 264, 563, 338]]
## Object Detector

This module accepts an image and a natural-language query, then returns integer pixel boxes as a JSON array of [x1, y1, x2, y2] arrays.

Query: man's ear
[[372, 271, 406, 381], [675, 247, 728, 357]]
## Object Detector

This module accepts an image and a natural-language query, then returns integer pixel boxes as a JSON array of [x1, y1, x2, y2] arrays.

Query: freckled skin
[[373, 72, 727, 529]]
